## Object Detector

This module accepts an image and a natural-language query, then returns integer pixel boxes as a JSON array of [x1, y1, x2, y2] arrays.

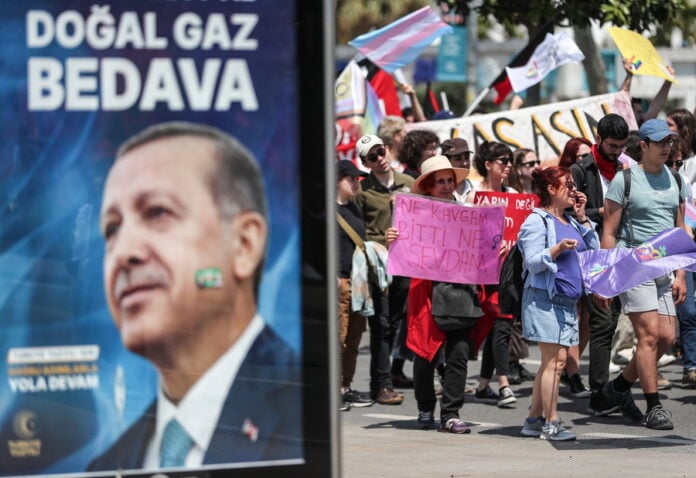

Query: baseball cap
[[337, 160, 368, 178], [639, 119, 677, 142], [356, 135, 384, 159], [441, 138, 470, 157]]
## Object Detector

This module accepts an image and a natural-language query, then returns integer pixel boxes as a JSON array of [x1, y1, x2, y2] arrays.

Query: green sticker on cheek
[[195, 268, 223, 289]]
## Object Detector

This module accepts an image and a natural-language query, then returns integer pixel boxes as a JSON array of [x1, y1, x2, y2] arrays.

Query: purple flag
[[579, 228, 696, 298]]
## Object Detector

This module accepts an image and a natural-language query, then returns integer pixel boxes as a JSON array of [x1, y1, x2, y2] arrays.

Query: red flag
[[369, 69, 402, 116], [489, 24, 554, 104]]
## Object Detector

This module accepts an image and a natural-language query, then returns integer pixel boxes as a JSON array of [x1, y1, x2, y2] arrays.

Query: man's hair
[[117, 121, 267, 295], [597, 113, 629, 141], [400, 129, 439, 170], [624, 130, 643, 162], [377, 115, 406, 147]]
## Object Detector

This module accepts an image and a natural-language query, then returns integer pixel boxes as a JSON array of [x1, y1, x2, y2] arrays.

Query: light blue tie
[[160, 418, 193, 468]]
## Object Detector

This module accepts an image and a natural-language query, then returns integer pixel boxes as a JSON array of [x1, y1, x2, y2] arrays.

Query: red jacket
[[406, 279, 445, 362]]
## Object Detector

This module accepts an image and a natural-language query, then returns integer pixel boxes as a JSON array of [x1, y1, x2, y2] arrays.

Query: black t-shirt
[[337, 202, 366, 278]]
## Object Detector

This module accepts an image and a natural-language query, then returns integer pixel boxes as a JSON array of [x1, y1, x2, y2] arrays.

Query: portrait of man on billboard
[[88, 121, 302, 471]]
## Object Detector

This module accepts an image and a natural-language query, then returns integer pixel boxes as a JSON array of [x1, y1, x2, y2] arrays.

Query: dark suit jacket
[[570, 152, 623, 237], [88, 325, 302, 471]]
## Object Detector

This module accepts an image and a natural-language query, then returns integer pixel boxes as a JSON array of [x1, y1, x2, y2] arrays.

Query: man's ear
[[229, 212, 267, 281]]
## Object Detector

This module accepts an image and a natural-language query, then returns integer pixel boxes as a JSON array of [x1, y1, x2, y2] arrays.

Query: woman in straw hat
[[385, 155, 481, 434]]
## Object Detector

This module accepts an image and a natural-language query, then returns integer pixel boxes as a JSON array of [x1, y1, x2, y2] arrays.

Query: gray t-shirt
[[605, 166, 687, 247]]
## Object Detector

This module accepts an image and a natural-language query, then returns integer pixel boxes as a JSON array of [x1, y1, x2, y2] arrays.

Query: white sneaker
[[657, 353, 676, 368], [609, 362, 621, 374]]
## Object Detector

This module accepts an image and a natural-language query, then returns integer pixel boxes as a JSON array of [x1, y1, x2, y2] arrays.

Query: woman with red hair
[[558, 137, 592, 169]]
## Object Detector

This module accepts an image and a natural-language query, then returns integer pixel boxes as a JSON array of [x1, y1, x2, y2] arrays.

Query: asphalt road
[[340, 338, 696, 477]]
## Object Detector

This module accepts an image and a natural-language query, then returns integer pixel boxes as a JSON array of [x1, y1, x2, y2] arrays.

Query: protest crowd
[[336, 7, 696, 442]]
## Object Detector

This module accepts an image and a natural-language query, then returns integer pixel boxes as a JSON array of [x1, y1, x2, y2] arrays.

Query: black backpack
[[498, 213, 548, 316]]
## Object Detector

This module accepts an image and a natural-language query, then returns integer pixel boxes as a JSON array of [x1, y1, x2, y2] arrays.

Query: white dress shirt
[[142, 314, 264, 469]]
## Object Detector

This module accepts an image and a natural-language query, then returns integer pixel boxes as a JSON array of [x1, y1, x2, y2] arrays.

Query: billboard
[[0, 1, 333, 476]]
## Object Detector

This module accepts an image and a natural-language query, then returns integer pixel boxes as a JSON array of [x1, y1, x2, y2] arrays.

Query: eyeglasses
[[650, 138, 674, 148], [434, 177, 455, 186], [520, 160, 541, 168], [603, 141, 627, 152], [564, 181, 577, 190], [492, 156, 512, 166], [366, 147, 386, 163]]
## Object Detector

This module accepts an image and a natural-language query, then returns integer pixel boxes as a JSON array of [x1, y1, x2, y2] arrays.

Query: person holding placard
[[386, 155, 480, 434]]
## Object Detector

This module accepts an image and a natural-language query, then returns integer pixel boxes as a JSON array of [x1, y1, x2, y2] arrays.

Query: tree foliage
[[475, 0, 691, 42]]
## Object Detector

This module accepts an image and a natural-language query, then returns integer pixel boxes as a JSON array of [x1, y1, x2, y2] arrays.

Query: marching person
[[518, 166, 599, 441]]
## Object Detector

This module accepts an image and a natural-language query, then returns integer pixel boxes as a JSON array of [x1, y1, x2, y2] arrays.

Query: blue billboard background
[[0, 1, 300, 474]]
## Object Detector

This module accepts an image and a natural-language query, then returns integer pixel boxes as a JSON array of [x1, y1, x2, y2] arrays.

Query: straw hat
[[412, 155, 469, 195]]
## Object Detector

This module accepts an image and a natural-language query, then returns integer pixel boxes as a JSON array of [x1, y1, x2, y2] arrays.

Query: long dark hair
[[506, 148, 534, 192], [473, 141, 513, 178]]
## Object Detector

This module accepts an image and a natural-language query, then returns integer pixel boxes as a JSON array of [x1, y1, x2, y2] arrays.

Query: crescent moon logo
[[13, 410, 38, 439]]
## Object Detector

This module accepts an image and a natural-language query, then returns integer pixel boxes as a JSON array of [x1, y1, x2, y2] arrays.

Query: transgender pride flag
[[348, 6, 453, 73]]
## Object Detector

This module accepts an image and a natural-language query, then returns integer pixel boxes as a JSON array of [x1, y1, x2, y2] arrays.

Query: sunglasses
[[565, 181, 577, 190], [492, 156, 512, 166], [366, 147, 386, 163], [520, 160, 541, 168]]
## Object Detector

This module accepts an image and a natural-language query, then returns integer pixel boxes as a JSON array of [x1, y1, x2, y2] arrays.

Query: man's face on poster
[[100, 136, 245, 360]]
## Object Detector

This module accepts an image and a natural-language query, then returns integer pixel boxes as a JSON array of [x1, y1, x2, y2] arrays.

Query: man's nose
[[110, 221, 148, 268]]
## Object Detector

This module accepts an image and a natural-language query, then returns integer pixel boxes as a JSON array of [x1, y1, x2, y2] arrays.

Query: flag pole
[[462, 87, 489, 117]]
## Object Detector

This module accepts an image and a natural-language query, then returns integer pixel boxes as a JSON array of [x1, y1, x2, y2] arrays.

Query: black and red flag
[[488, 23, 554, 104]]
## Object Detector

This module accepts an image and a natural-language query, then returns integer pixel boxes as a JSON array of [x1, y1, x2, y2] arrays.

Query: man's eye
[[103, 222, 119, 240], [145, 206, 169, 219]]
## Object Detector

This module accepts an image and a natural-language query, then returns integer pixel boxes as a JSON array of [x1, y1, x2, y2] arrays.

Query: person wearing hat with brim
[[355, 134, 415, 405], [385, 155, 480, 434], [336, 160, 375, 411], [441, 138, 474, 202], [409, 155, 469, 197], [600, 118, 687, 431]]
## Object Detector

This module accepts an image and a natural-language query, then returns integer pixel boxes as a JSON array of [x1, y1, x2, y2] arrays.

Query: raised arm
[[643, 65, 676, 122]]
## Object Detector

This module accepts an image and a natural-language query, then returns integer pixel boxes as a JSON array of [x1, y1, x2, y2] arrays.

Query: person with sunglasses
[[355, 134, 415, 405], [518, 167, 599, 440], [441, 138, 475, 202], [569, 113, 632, 417], [506, 148, 541, 194], [502, 148, 544, 387], [600, 119, 688, 430], [465, 142, 519, 408]]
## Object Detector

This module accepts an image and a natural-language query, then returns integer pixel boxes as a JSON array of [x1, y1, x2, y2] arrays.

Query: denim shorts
[[619, 273, 676, 316], [521, 287, 579, 346]]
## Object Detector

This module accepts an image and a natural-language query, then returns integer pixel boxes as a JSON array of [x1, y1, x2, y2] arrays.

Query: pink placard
[[387, 193, 505, 284]]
